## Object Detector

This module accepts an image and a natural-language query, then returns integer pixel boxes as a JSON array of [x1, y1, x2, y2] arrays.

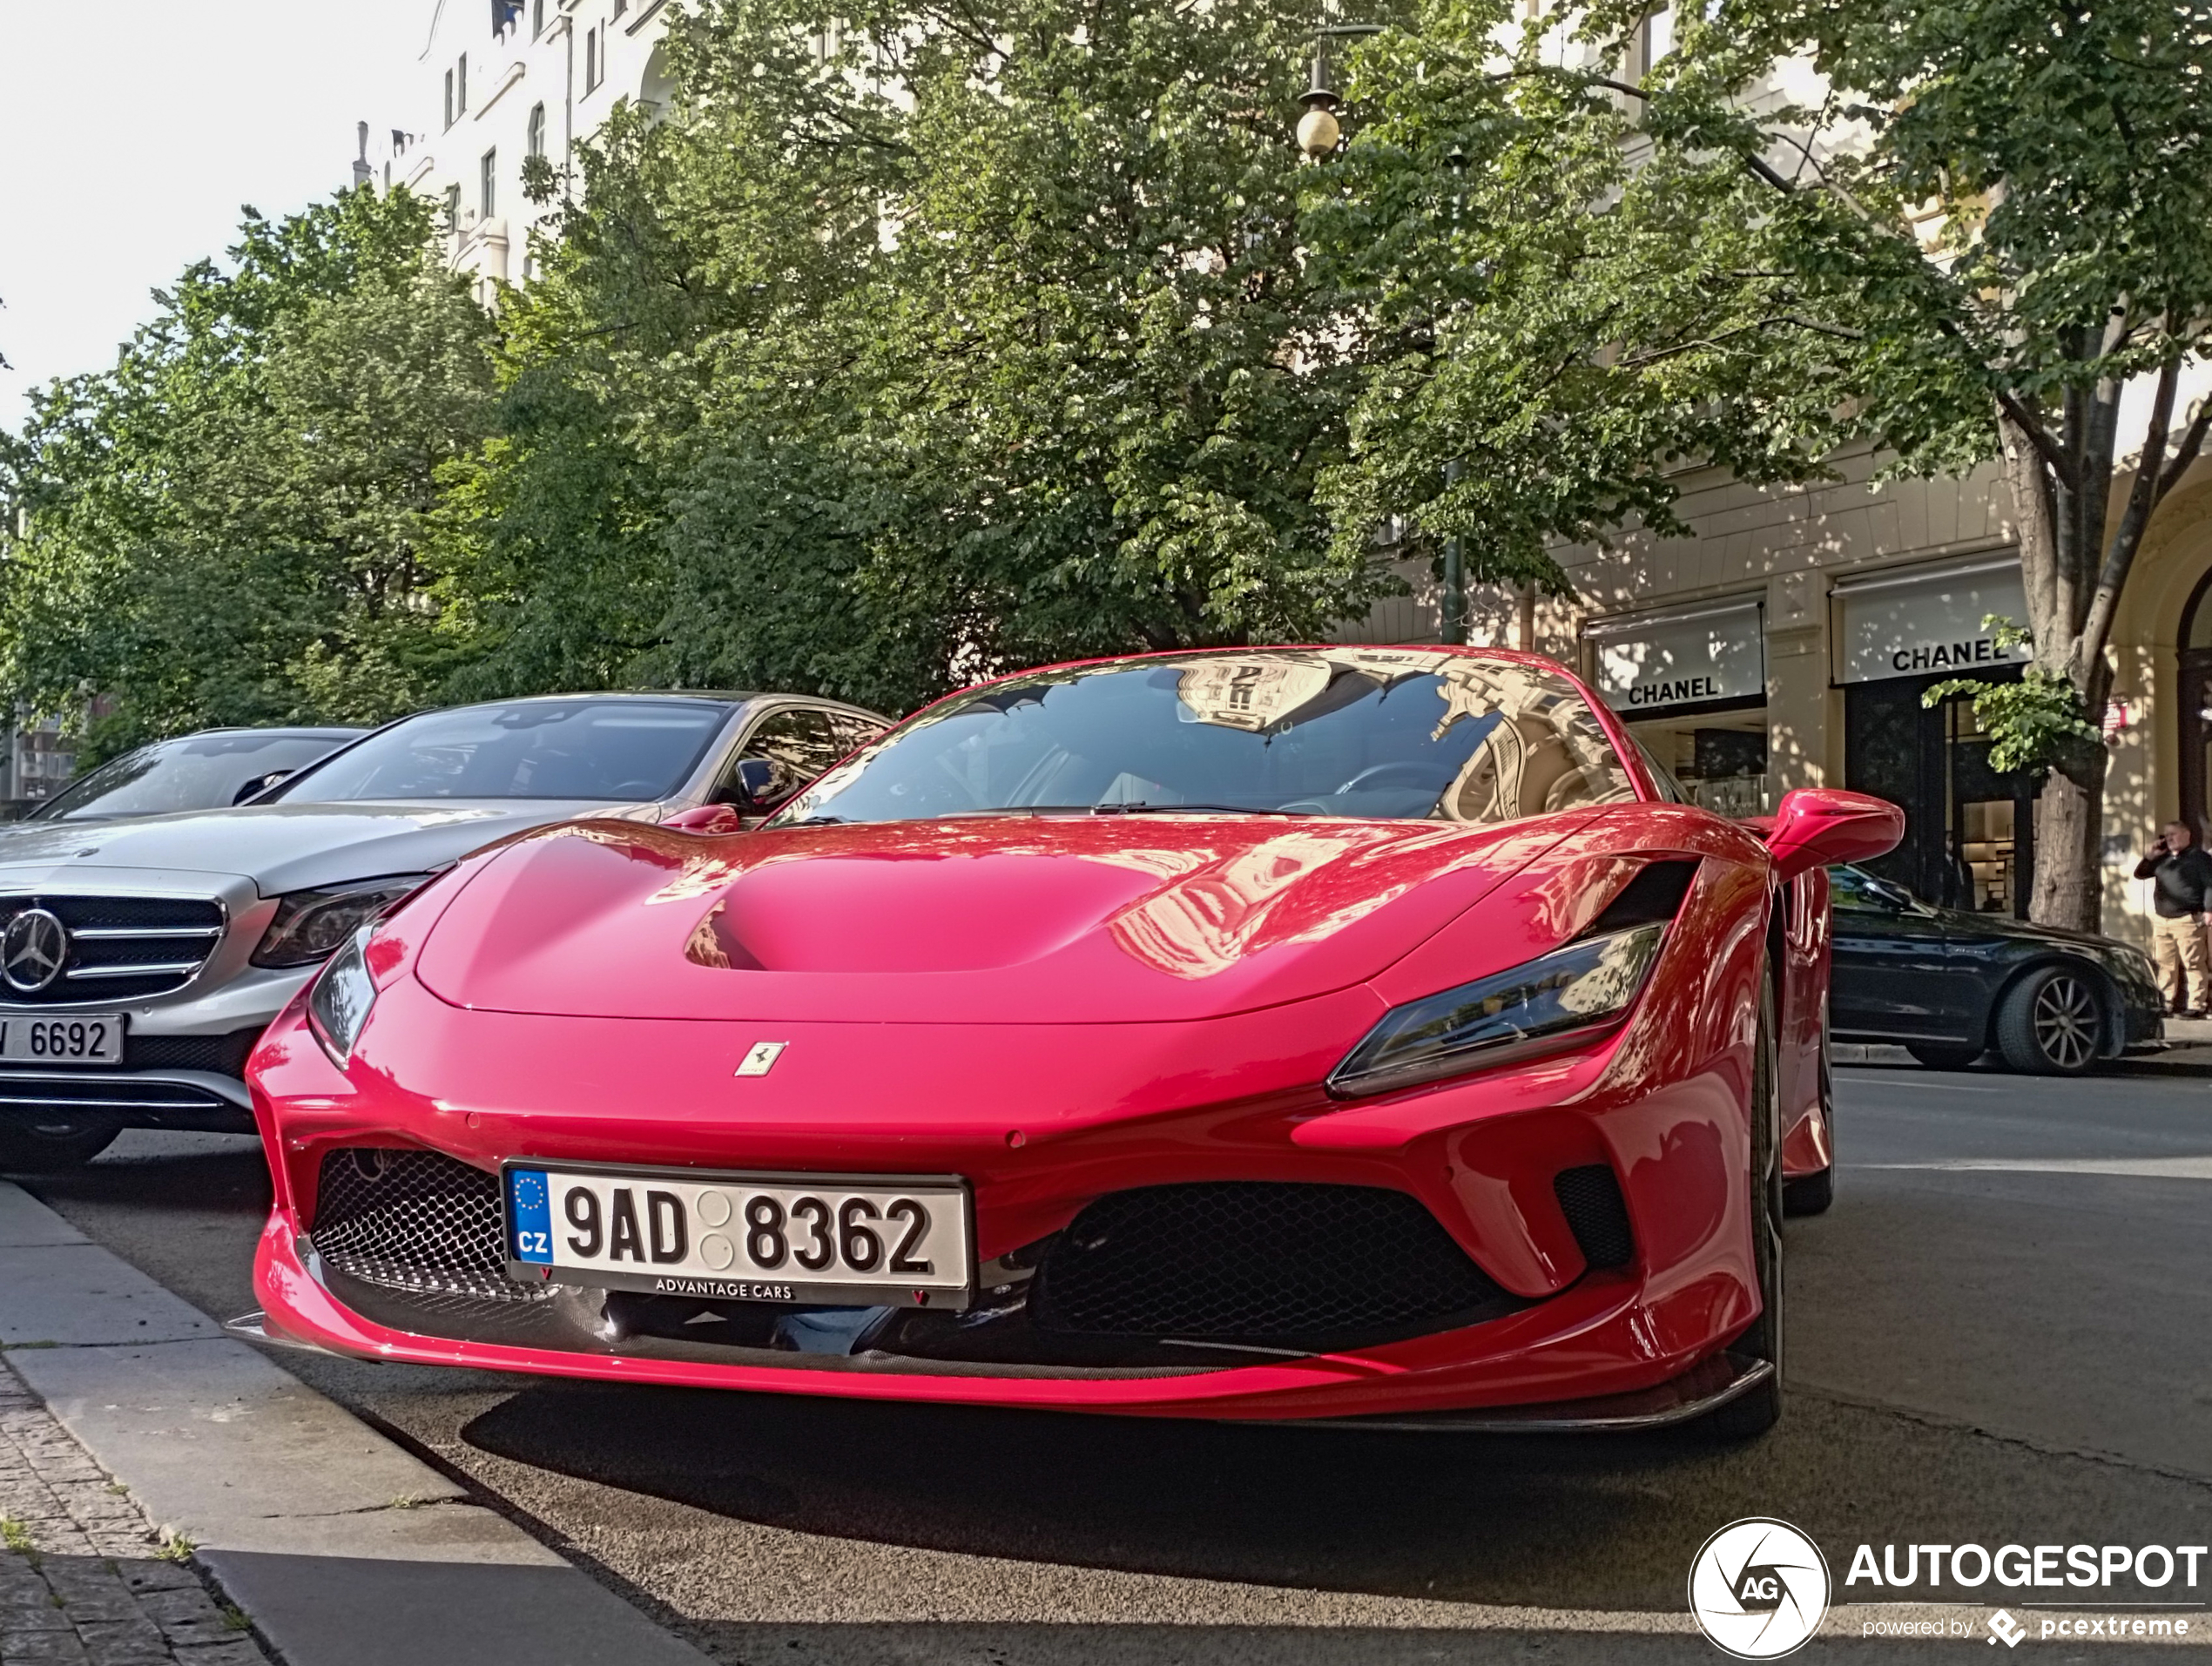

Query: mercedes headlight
[[307, 925, 377, 1064], [1327, 924, 1668, 1098], [253, 874, 430, 968]]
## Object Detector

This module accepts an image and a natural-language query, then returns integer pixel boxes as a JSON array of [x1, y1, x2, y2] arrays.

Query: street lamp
[[1296, 49, 1342, 159], [1293, 24, 1384, 160]]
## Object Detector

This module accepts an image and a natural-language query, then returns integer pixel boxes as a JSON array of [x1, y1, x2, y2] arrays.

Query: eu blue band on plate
[[508, 1169, 553, 1263]]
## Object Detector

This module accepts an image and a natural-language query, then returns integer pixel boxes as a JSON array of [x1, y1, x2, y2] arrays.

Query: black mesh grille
[[1554, 1164, 1635, 1270], [1032, 1182, 1515, 1349], [0, 895, 224, 1004], [310, 1148, 545, 1303], [125, 1029, 261, 1078]]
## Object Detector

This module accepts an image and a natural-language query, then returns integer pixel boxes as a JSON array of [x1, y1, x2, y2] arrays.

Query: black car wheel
[[0, 1115, 120, 1173], [1905, 1041, 1983, 1070], [1706, 972, 1784, 1439], [1995, 964, 2105, 1076]]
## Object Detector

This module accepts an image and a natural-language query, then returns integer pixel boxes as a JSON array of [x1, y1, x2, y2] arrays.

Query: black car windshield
[[275, 701, 731, 803], [30, 732, 359, 822], [771, 651, 1637, 826]]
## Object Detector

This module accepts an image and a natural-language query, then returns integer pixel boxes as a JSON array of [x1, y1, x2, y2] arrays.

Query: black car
[[1827, 865, 2164, 1075], [21, 727, 366, 823]]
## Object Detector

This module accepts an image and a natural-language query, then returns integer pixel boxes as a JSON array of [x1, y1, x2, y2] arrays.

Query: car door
[[1826, 865, 1974, 1041]]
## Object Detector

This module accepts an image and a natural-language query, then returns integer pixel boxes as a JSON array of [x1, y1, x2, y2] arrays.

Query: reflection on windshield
[[773, 649, 1635, 826], [30, 732, 357, 822], [277, 702, 729, 803]]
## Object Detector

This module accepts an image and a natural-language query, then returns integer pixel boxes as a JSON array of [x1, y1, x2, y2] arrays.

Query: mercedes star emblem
[[0, 908, 70, 995]]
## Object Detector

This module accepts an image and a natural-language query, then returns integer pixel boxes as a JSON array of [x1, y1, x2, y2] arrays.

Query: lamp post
[[1292, 24, 1384, 160], [1441, 460, 1466, 646]]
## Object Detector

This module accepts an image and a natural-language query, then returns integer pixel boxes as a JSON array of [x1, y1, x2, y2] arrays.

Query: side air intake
[[1553, 1164, 1635, 1271]]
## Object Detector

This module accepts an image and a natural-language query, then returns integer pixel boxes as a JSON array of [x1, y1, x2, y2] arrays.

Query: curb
[[0, 1180, 711, 1666]]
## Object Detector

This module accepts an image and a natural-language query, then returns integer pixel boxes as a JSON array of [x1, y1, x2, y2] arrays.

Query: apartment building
[[368, 0, 676, 301]]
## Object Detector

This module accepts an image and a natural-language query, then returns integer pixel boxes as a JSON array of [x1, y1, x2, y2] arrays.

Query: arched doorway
[[2177, 567, 2212, 840]]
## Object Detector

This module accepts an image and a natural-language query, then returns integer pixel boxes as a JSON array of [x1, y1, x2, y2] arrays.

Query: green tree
[[0, 188, 496, 754], [1305, 1, 1851, 622], [441, 0, 1399, 716], [1587, 0, 2212, 929]]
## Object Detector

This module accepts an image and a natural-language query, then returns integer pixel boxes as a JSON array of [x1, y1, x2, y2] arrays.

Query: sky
[[0, 1, 429, 435]]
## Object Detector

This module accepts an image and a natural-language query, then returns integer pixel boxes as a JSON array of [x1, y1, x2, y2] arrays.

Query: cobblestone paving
[[0, 1362, 268, 1665]]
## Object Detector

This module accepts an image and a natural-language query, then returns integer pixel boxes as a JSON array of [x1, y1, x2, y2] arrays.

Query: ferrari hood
[[0, 799, 632, 898], [413, 813, 1598, 1025]]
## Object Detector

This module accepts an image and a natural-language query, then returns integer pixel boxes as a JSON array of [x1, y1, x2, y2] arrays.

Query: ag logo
[[1688, 1518, 1831, 1659]]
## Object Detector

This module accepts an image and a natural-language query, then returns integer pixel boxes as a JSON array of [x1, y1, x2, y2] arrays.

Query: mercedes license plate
[[502, 1162, 972, 1309], [0, 1014, 126, 1065]]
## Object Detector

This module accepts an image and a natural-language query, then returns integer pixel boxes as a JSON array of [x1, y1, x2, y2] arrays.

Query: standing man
[[2134, 820, 2212, 1018]]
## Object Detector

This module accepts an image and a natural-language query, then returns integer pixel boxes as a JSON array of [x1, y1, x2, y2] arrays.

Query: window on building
[[444, 69, 455, 129], [457, 53, 469, 114], [584, 27, 601, 91], [494, 0, 522, 37], [531, 0, 544, 35], [612, 0, 628, 16], [481, 149, 497, 219], [526, 102, 546, 159], [443, 184, 462, 235]]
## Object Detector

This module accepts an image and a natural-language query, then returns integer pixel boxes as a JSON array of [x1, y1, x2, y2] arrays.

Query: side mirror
[[661, 804, 742, 835], [1763, 789, 1905, 883], [233, 769, 293, 805], [733, 758, 779, 808]]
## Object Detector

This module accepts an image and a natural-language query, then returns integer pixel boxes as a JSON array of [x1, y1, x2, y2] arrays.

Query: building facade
[[370, 0, 675, 301], [1342, 431, 2212, 948]]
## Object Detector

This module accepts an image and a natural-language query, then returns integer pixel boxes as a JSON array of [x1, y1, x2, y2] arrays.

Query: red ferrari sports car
[[241, 647, 1900, 1434]]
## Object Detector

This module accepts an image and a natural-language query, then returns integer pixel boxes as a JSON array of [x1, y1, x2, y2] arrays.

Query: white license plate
[[502, 1164, 973, 1309], [0, 1014, 126, 1065]]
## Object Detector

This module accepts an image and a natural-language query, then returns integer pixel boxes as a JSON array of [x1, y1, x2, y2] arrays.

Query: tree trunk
[[2030, 742, 2107, 934]]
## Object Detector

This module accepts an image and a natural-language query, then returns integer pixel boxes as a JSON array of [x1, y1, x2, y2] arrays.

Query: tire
[[1706, 972, 1784, 1440], [1906, 1041, 1983, 1070], [0, 1115, 120, 1173], [1784, 1022, 1835, 1217], [1994, 964, 2105, 1076], [1782, 1167, 1833, 1217]]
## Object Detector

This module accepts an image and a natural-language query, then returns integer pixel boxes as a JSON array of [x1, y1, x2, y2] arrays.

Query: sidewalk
[[0, 1181, 711, 1666], [0, 1361, 266, 1665]]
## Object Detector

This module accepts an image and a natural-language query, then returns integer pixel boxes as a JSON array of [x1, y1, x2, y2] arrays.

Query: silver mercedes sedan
[[0, 691, 887, 1169]]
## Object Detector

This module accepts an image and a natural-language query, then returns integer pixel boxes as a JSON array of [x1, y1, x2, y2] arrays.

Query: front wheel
[[1706, 973, 1784, 1439], [1995, 965, 2105, 1076], [0, 1115, 120, 1173]]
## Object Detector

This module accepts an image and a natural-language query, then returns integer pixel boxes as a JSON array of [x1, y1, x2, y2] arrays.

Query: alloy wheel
[[2032, 974, 2098, 1070]]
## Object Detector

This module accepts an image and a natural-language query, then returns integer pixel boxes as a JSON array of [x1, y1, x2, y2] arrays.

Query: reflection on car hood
[[414, 812, 1599, 1025], [0, 800, 649, 897]]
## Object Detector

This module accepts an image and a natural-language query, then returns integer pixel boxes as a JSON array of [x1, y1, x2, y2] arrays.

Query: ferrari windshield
[[274, 699, 732, 803], [772, 651, 1638, 826]]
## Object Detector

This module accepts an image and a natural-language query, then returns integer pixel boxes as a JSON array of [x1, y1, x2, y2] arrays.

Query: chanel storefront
[[1586, 596, 1771, 816], [1833, 553, 2035, 914]]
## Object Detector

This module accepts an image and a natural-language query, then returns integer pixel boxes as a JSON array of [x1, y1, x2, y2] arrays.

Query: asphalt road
[[22, 1059, 2212, 1663]]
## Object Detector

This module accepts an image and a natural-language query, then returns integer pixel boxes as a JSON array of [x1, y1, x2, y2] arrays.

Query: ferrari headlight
[[253, 874, 430, 968], [307, 926, 377, 1064], [1327, 924, 1668, 1098]]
